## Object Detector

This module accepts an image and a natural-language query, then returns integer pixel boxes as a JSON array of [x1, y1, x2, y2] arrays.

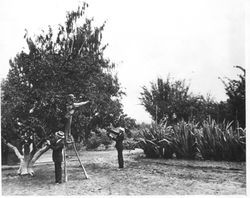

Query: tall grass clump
[[196, 117, 245, 161], [171, 121, 199, 159], [135, 123, 173, 158], [136, 118, 245, 162]]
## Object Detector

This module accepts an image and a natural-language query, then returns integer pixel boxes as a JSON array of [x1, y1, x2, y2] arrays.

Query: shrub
[[123, 138, 137, 150], [86, 135, 101, 150], [86, 129, 112, 150]]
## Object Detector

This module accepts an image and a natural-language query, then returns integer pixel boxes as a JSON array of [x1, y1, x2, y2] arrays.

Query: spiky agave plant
[[135, 123, 173, 158], [196, 118, 220, 160], [135, 127, 160, 158], [220, 123, 246, 161], [196, 117, 245, 161], [171, 120, 199, 159], [153, 123, 174, 159]]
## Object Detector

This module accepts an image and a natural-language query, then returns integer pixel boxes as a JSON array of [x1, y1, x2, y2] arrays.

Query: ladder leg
[[69, 135, 88, 179], [64, 116, 71, 182], [63, 144, 68, 182], [72, 141, 89, 179]]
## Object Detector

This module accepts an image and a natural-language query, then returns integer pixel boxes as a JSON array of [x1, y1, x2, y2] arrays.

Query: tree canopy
[[1, 3, 125, 154]]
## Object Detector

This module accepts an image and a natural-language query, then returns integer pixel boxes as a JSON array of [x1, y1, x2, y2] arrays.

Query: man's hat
[[68, 94, 76, 100], [119, 127, 125, 133], [55, 131, 65, 139]]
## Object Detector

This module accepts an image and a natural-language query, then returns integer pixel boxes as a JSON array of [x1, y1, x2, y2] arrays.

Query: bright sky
[[0, 0, 246, 123]]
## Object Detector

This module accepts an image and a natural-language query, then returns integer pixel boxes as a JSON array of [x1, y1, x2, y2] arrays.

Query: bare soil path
[[1, 149, 246, 195]]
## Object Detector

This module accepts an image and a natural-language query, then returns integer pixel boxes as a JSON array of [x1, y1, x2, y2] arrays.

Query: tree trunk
[[5, 141, 50, 176], [17, 156, 34, 176]]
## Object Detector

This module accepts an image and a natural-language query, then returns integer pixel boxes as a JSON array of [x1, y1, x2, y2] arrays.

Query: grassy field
[[1, 149, 246, 195]]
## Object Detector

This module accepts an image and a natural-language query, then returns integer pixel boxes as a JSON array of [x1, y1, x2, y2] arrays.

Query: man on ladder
[[64, 94, 89, 182]]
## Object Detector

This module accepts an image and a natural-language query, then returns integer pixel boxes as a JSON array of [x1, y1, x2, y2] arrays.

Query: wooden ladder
[[63, 135, 88, 182]]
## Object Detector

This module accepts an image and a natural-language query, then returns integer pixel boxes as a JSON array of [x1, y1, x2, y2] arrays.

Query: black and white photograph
[[0, 0, 247, 196]]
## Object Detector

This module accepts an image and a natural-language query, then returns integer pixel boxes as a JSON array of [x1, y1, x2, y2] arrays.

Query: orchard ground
[[2, 147, 246, 195]]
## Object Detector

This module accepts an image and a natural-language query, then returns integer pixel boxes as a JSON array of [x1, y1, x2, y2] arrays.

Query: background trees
[[140, 77, 190, 124], [140, 77, 216, 124], [220, 66, 245, 128], [138, 68, 246, 162], [140, 67, 245, 128]]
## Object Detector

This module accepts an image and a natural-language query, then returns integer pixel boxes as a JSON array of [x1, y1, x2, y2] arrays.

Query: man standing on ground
[[107, 126, 125, 168], [47, 131, 65, 184]]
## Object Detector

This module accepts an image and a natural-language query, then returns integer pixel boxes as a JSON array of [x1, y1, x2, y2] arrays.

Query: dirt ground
[[1, 148, 246, 195]]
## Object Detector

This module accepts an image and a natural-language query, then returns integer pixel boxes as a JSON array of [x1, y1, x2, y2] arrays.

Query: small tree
[[140, 77, 192, 124], [220, 66, 245, 128], [1, 3, 124, 175]]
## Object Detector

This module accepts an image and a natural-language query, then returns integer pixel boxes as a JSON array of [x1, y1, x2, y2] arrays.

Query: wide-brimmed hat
[[68, 94, 76, 100], [55, 131, 65, 139], [119, 127, 125, 133]]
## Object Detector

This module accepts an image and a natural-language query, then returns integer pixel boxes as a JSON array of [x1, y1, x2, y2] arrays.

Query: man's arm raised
[[74, 101, 89, 108]]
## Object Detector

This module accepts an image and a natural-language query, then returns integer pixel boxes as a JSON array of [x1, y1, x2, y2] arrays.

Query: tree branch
[[2, 139, 23, 160], [30, 144, 50, 164]]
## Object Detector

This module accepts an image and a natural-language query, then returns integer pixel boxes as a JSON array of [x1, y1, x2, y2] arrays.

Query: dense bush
[[86, 129, 112, 150], [122, 138, 137, 150], [135, 119, 245, 162]]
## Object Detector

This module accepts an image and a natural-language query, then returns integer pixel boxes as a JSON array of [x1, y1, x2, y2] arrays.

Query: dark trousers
[[117, 149, 124, 168], [54, 162, 62, 183]]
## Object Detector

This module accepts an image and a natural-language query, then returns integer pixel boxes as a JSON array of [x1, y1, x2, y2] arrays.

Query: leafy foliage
[[86, 129, 112, 150], [140, 77, 190, 124], [220, 66, 245, 128], [1, 3, 125, 155]]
